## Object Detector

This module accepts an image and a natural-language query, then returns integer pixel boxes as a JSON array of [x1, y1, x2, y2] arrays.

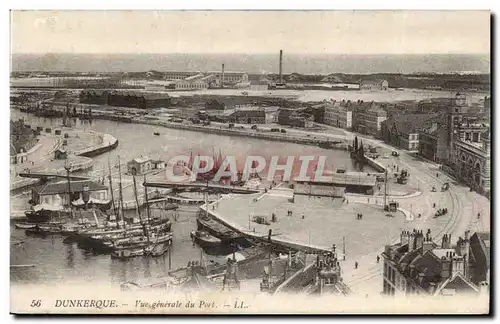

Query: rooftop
[[207, 71, 247, 75], [129, 156, 151, 164], [386, 113, 437, 135], [33, 180, 107, 196]]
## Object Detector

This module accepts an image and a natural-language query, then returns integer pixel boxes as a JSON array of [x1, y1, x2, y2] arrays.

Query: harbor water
[[10, 111, 372, 286]]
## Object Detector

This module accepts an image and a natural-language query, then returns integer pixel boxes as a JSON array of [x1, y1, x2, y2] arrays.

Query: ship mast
[[64, 159, 73, 219], [133, 175, 148, 240], [107, 159, 118, 222], [117, 156, 125, 223], [143, 175, 151, 222]]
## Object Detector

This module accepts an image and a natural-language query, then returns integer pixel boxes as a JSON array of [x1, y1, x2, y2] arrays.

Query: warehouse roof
[[33, 180, 107, 195]]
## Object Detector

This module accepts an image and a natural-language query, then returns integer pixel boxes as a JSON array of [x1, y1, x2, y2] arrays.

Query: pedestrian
[[301, 213, 305, 219], [477, 212, 481, 219], [355, 261, 358, 269], [376, 255, 380, 263]]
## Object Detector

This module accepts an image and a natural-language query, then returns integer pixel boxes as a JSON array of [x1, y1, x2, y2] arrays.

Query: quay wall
[[364, 155, 386, 173], [134, 119, 350, 149], [10, 131, 117, 193], [201, 202, 332, 254], [75, 132, 119, 158]]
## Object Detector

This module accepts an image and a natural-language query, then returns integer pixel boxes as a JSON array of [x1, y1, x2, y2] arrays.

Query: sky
[[10, 10, 491, 55]]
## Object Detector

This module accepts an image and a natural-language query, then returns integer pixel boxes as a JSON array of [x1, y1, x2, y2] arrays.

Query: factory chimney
[[221, 63, 225, 88], [279, 50, 283, 84]]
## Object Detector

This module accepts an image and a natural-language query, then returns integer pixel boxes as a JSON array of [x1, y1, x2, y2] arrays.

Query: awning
[[33, 204, 64, 212], [72, 198, 111, 206]]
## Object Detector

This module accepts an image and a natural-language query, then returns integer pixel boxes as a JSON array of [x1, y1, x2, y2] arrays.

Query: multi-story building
[[171, 79, 208, 90], [79, 90, 171, 109], [382, 229, 490, 297], [418, 114, 450, 163], [450, 130, 490, 194], [227, 109, 266, 124], [352, 101, 387, 137], [445, 93, 490, 194], [380, 114, 436, 151], [163, 70, 248, 86], [324, 100, 353, 129], [10, 119, 37, 164], [207, 71, 249, 85], [277, 108, 314, 128], [164, 71, 202, 81]]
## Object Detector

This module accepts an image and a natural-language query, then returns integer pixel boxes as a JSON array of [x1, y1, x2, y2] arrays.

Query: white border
[[2, 2, 497, 324]]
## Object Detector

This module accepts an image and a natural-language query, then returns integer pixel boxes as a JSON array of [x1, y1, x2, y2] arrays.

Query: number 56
[[30, 300, 41, 307]]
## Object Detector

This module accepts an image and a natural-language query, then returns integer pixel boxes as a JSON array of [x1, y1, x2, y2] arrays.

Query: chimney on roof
[[400, 230, 409, 245], [422, 236, 434, 254], [279, 50, 283, 84], [441, 234, 450, 249], [415, 230, 424, 251], [408, 230, 416, 252], [221, 63, 225, 89]]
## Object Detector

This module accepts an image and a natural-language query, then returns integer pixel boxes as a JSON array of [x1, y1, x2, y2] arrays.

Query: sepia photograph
[[8, 9, 491, 314]]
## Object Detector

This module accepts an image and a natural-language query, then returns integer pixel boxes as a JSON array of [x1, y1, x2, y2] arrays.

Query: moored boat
[[111, 233, 173, 259], [14, 223, 37, 230], [190, 230, 222, 249]]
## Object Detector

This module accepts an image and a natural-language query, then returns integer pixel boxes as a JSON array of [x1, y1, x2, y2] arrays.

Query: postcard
[[9, 10, 490, 314]]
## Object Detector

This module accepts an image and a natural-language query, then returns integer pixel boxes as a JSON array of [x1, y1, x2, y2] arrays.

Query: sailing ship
[[107, 170, 173, 259]]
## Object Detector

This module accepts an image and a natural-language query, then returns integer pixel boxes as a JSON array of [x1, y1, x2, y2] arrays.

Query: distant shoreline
[[11, 53, 490, 75]]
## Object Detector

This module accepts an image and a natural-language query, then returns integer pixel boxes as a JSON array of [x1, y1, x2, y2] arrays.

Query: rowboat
[[15, 223, 37, 230]]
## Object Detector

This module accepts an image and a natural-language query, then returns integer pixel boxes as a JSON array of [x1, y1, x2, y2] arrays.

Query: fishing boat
[[109, 173, 173, 259], [24, 204, 70, 223], [24, 222, 64, 235], [196, 216, 241, 241], [111, 233, 173, 259], [14, 223, 38, 230], [190, 230, 222, 249]]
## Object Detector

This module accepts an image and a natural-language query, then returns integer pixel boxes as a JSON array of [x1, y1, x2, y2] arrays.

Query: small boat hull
[[191, 231, 222, 249], [15, 223, 37, 230]]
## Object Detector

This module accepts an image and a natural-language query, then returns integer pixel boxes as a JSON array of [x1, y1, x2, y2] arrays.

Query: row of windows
[[384, 263, 397, 283], [175, 83, 208, 89]]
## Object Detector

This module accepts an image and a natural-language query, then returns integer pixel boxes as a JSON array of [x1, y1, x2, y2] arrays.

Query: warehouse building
[[79, 90, 171, 109]]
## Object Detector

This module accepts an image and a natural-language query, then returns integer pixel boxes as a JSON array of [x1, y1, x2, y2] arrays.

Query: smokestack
[[279, 50, 283, 84], [221, 63, 225, 88]]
